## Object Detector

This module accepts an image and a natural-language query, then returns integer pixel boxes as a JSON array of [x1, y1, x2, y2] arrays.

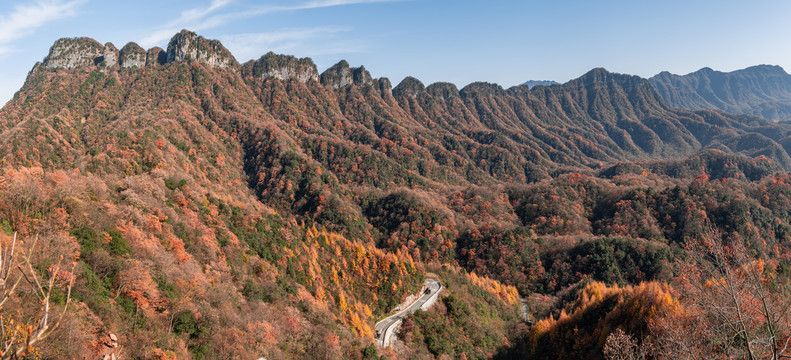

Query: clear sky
[[1, 0, 790, 106]]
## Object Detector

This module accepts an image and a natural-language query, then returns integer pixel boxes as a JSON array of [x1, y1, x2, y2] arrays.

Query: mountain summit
[[42, 30, 238, 71], [165, 29, 238, 68]]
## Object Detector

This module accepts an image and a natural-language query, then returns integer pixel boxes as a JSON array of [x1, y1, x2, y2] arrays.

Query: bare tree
[[603, 328, 651, 360], [0, 233, 75, 359], [653, 227, 791, 360]]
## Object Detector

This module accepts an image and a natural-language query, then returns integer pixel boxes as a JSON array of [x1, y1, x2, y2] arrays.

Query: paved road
[[375, 279, 442, 347], [520, 299, 535, 325]]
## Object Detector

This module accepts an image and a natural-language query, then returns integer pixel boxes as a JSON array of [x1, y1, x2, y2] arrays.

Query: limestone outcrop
[[320, 60, 373, 88], [119, 42, 146, 68], [165, 30, 238, 69], [242, 52, 319, 82]]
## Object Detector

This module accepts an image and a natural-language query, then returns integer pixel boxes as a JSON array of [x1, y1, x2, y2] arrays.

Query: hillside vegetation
[[2, 30, 791, 359]]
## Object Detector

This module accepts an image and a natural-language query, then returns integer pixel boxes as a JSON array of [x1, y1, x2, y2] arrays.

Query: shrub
[[107, 229, 130, 255]]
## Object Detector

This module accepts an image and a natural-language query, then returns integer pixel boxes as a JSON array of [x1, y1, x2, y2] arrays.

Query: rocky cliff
[[165, 29, 238, 69], [43, 37, 116, 69], [43, 30, 238, 70], [119, 42, 146, 68], [320, 60, 373, 88], [241, 52, 319, 82]]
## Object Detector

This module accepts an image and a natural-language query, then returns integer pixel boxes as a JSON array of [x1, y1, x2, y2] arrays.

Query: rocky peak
[[165, 30, 238, 69], [352, 66, 373, 86], [460, 82, 506, 97], [242, 52, 319, 82], [695, 67, 715, 75], [426, 82, 460, 99], [119, 42, 146, 68], [43, 37, 118, 69], [393, 76, 426, 98], [320, 60, 352, 88], [102, 43, 119, 68], [374, 77, 392, 95], [507, 84, 531, 98], [577, 68, 647, 89], [320, 60, 373, 88], [653, 70, 673, 80], [579, 67, 614, 83], [735, 64, 789, 77], [145, 47, 167, 67]]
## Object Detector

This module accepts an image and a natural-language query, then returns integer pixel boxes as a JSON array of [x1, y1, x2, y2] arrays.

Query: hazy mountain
[[649, 65, 791, 121], [520, 80, 558, 89]]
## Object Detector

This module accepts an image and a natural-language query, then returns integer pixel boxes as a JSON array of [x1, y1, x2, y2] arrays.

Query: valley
[[0, 29, 790, 359]]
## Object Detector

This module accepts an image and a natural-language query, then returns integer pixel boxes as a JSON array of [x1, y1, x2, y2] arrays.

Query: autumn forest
[[1, 30, 791, 359]]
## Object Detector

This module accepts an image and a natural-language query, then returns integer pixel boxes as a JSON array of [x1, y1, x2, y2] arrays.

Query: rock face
[[119, 42, 146, 68], [649, 65, 791, 121], [101, 43, 119, 68], [38, 31, 389, 94], [43, 37, 114, 69], [241, 52, 319, 82], [43, 31, 239, 70], [352, 66, 372, 86], [320, 60, 373, 88], [165, 30, 238, 69]]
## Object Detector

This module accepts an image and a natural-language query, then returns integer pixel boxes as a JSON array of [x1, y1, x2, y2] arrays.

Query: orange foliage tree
[[517, 280, 679, 360]]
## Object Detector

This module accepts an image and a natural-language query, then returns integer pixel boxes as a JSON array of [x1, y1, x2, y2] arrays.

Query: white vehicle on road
[[374, 279, 442, 347]]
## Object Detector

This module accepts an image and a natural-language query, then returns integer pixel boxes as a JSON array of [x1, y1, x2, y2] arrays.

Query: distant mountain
[[521, 80, 558, 88], [649, 65, 791, 121]]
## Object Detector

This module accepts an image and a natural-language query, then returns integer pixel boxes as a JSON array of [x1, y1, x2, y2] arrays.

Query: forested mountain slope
[[3, 30, 791, 359]]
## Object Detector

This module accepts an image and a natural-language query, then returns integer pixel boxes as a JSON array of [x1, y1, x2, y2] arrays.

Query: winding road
[[375, 278, 442, 347]]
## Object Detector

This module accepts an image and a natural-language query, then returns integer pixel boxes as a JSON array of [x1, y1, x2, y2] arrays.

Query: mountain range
[[523, 65, 791, 121], [649, 64, 791, 121], [4, 30, 791, 359]]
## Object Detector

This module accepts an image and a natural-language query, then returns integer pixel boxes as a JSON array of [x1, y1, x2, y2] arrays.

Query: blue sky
[[0, 0, 790, 105]]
